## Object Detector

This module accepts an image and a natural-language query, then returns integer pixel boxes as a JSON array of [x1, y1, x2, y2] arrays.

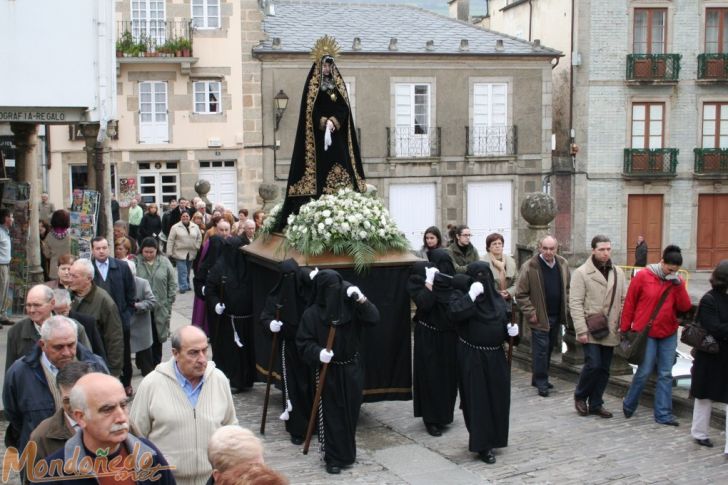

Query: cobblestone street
[[1, 289, 726, 484]]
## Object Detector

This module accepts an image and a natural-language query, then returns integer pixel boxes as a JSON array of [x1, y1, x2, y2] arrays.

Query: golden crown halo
[[310, 35, 341, 62]]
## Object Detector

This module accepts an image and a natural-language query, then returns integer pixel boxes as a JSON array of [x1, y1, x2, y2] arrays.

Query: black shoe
[[589, 407, 613, 419], [659, 420, 680, 427], [425, 423, 442, 437], [622, 406, 633, 418], [695, 438, 714, 448], [547, 383, 554, 389], [290, 435, 304, 445], [325, 463, 341, 474], [479, 450, 496, 464], [538, 389, 549, 397]]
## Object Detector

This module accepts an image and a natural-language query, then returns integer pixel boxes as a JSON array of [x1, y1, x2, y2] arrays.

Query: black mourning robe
[[274, 58, 367, 231], [449, 262, 511, 453], [259, 259, 314, 439], [407, 262, 458, 427], [296, 270, 380, 466], [206, 236, 255, 390]]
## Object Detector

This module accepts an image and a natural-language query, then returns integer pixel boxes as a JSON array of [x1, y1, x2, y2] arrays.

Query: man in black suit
[[90, 236, 135, 395]]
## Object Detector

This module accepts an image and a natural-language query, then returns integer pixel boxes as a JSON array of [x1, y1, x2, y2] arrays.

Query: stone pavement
[[0, 272, 726, 484]]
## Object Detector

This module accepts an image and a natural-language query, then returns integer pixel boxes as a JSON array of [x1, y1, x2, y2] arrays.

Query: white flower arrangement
[[261, 188, 410, 272]]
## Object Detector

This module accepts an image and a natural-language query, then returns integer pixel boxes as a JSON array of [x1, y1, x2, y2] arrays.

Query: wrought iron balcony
[[466, 125, 517, 157], [386, 127, 441, 158], [116, 20, 193, 57], [698, 54, 728, 80], [626, 54, 681, 82], [623, 148, 678, 177], [694, 148, 728, 175]]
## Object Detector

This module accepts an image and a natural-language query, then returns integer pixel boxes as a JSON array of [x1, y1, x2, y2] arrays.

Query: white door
[[139, 81, 168, 144], [466, 181, 513, 254], [473, 83, 507, 155], [199, 161, 237, 210], [395, 84, 431, 157], [388, 183, 436, 250]]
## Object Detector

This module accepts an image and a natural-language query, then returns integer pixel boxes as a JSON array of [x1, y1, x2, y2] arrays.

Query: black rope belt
[[417, 320, 446, 332], [458, 337, 502, 352], [331, 352, 359, 365]]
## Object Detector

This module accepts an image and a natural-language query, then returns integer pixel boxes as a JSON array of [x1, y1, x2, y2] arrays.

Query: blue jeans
[[531, 315, 560, 391], [175, 258, 191, 291], [623, 332, 677, 423], [574, 343, 613, 410]]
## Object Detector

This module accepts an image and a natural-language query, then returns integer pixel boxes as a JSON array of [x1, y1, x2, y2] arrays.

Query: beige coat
[[482, 252, 518, 298], [166, 221, 202, 261], [569, 257, 626, 346]]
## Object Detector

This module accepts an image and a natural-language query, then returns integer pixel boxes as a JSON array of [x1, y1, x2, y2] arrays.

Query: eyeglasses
[[460, 233, 472, 238]]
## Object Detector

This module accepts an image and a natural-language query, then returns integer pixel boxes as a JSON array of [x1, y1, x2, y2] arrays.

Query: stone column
[[10, 122, 44, 284], [80, 122, 114, 241]]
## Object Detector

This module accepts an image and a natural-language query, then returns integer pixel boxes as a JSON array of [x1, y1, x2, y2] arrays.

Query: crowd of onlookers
[[2, 194, 284, 483]]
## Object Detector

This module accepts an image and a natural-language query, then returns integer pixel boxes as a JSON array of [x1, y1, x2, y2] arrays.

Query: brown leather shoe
[[575, 399, 588, 416], [590, 407, 613, 419]]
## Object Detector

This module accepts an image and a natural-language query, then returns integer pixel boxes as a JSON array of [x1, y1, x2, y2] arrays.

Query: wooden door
[[627, 195, 663, 265], [697, 194, 728, 269]]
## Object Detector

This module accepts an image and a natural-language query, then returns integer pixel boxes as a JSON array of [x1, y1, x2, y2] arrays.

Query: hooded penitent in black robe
[[274, 56, 367, 231], [449, 261, 511, 454], [407, 250, 458, 430], [296, 270, 380, 468], [259, 259, 314, 441], [205, 236, 255, 390]]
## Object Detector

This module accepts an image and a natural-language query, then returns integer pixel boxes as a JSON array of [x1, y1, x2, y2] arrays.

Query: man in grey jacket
[[515, 235, 570, 397]]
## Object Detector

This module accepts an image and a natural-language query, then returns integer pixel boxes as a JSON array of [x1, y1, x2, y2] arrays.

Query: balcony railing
[[698, 53, 728, 80], [466, 125, 517, 156], [626, 54, 681, 82], [116, 20, 193, 57], [694, 148, 728, 175], [623, 148, 678, 177], [387, 127, 441, 158]]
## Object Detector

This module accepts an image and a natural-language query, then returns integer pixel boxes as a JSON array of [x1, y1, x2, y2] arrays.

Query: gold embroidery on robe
[[323, 163, 353, 194]]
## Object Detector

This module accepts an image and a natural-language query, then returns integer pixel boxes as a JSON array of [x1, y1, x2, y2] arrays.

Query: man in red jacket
[[620, 245, 692, 425]]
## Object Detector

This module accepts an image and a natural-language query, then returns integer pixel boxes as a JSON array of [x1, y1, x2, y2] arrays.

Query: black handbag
[[616, 286, 672, 365], [680, 307, 719, 354]]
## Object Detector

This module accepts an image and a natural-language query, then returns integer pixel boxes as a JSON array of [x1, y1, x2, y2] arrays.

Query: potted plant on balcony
[[177, 38, 192, 57], [116, 31, 134, 57], [159, 39, 175, 58]]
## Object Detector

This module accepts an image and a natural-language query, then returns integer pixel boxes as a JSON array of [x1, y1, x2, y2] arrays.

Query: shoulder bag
[[585, 268, 618, 339], [680, 299, 719, 354], [616, 285, 672, 365]]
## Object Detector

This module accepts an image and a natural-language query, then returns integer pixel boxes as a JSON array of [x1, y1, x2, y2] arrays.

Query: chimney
[[448, 0, 470, 22]]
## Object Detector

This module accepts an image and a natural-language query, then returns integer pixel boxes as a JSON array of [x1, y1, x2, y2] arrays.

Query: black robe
[[206, 236, 255, 390], [449, 262, 511, 453], [274, 58, 367, 231], [407, 262, 457, 426], [296, 270, 380, 466], [259, 260, 314, 438]]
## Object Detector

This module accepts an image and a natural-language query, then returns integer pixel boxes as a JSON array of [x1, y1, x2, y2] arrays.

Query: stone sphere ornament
[[194, 179, 211, 197], [520, 192, 557, 228]]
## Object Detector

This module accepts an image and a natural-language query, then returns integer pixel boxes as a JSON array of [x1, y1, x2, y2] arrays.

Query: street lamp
[[274, 90, 289, 130]]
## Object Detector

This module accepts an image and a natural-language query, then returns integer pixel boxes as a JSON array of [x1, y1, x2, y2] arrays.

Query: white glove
[[346, 286, 366, 302], [425, 267, 439, 285], [319, 348, 334, 363], [507, 323, 519, 337], [269, 319, 283, 333], [468, 282, 484, 301], [215, 303, 225, 315], [324, 123, 332, 151], [309, 267, 319, 280], [201, 286, 206, 296]]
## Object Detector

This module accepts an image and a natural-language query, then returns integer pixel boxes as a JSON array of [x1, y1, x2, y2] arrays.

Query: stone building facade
[[485, 0, 728, 269], [255, 1, 559, 252]]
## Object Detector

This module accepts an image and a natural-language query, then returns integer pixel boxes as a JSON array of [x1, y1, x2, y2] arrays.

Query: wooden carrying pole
[[302, 323, 337, 455], [260, 305, 282, 435]]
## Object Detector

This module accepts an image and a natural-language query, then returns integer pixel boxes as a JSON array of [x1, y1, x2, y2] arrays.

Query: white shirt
[[96, 259, 109, 281]]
